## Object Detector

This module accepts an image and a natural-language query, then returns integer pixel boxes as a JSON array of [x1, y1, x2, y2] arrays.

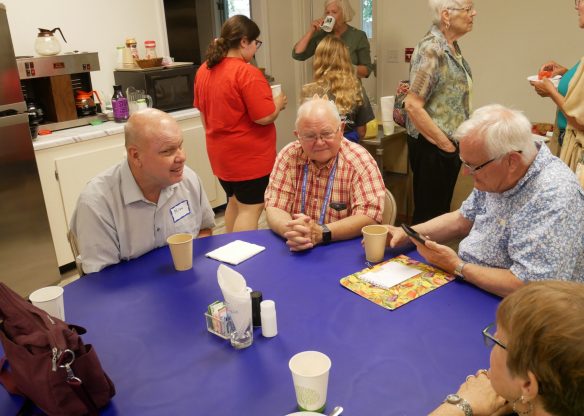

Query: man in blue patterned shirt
[[385, 104, 584, 297]]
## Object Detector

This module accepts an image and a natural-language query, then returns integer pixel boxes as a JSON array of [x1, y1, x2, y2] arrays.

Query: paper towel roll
[[380, 96, 395, 122]]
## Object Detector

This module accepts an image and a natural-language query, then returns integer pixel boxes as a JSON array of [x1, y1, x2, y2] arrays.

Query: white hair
[[295, 97, 341, 130], [428, 0, 465, 25], [324, 0, 355, 23], [453, 104, 538, 160]]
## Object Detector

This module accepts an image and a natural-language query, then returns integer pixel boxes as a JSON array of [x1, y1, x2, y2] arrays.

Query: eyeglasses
[[254, 40, 263, 49], [298, 125, 341, 143], [460, 150, 522, 175], [448, 4, 474, 13], [482, 323, 507, 350]]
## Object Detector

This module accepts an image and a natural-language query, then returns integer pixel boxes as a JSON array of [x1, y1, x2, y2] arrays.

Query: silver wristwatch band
[[445, 394, 473, 416]]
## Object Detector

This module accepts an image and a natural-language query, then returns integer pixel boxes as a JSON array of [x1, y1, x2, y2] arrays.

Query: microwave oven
[[113, 64, 198, 112]]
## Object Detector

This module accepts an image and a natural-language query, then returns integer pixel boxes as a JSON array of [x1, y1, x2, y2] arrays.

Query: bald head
[[125, 108, 179, 149]]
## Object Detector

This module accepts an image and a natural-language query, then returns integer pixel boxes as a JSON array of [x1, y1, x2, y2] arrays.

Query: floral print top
[[458, 144, 584, 283], [406, 25, 472, 140]]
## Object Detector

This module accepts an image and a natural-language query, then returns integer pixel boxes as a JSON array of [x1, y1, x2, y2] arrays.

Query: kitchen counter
[[32, 108, 200, 151]]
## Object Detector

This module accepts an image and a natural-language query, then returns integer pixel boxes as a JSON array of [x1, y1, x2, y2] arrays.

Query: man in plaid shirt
[[265, 98, 385, 251]]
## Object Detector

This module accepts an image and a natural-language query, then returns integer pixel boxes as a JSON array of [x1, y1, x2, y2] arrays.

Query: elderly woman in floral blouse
[[405, 0, 476, 224]]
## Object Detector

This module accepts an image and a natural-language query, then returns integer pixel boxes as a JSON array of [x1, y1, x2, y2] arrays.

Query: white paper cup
[[166, 233, 193, 271], [379, 95, 395, 122], [271, 84, 282, 99], [29, 286, 65, 320], [382, 120, 395, 135], [362, 224, 389, 263], [289, 351, 331, 412], [321, 15, 335, 33]]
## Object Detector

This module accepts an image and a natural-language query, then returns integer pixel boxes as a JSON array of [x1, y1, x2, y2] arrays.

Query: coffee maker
[[16, 52, 105, 131]]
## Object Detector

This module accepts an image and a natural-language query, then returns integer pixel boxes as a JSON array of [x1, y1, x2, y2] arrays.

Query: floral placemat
[[339, 254, 454, 310]]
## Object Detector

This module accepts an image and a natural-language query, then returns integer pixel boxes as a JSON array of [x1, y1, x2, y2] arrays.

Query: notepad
[[339, 255, 455, 310], [358, 261, 421, 289]]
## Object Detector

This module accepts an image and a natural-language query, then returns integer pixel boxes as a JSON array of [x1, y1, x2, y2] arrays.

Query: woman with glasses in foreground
[[431, 281, 584, 416], [195, 15, 287, 232]]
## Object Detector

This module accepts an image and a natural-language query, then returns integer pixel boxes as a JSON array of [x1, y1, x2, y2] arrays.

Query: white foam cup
[[29, 286, 65, 320], [289, 351, 331, 412], [271, 84, 282, 99]]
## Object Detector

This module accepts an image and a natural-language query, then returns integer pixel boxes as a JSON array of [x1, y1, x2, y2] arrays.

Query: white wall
[[4, 0, 580, 138], [376, 0, 581, 123], [2, 0, 169, 100]]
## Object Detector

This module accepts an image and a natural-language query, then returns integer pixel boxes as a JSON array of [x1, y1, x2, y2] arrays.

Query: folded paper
[[206, 240, 266, 265]]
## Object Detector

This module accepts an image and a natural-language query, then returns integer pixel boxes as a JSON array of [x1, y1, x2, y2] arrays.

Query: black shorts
[[218, 175, 270, 205]]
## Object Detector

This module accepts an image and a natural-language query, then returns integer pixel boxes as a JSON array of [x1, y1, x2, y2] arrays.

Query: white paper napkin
[[217, 265, 251, 333], [205, 240, 266, 265]]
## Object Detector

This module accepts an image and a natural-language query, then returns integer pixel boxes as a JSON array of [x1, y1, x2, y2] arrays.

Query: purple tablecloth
[[0, 230, 500, 415]]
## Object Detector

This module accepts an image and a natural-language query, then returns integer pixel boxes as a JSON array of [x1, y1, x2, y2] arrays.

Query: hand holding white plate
[[527, 75, 561, 88]]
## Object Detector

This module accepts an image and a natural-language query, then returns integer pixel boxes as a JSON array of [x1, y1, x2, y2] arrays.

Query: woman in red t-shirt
[[195, 15, 287, 232]]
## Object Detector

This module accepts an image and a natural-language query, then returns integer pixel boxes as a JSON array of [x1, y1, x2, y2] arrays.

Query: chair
[[67, 230, 85, 277], [382, 188, 397, 225]]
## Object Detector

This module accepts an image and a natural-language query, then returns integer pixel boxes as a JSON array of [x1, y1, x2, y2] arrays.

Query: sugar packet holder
[[205, 300, 235, 339]]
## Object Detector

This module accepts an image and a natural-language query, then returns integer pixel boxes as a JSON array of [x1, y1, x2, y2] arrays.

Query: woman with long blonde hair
[[302, 35, 374, 142]]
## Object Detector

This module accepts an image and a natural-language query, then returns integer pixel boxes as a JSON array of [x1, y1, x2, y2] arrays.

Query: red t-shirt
[[194, 57, 277, 181]]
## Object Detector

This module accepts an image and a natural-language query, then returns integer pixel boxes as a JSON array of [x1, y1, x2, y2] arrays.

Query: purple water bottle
[[111, 85, 129, 123]]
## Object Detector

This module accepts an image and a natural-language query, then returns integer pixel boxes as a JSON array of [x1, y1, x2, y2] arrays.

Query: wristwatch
[[320, 224, 332, 244], [444, 394, 473, 416], [454, 261, 467, 280]]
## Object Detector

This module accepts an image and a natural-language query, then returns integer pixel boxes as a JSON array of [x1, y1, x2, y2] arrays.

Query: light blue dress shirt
[[458, 144, 584, 282], [71, 160, 215, 274]]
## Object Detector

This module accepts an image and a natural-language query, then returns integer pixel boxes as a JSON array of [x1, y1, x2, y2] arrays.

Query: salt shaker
[[260, 300, 277, 338]]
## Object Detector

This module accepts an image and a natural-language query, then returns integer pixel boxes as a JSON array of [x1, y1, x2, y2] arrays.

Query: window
[[362, 0, 373, 38], [226, 0, 250, 18]]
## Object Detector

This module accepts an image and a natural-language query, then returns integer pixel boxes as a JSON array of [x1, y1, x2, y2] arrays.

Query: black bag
[[0, 283, 115, 415]]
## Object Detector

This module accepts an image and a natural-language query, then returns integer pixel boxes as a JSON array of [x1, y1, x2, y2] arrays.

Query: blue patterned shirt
[[407, 25, 472, 140], [458, 144, 584, 282]]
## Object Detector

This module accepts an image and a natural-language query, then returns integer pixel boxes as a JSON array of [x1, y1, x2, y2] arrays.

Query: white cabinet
[[35, 116, 226, 267]]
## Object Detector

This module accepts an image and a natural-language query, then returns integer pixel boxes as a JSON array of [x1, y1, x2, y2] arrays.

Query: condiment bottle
[[111, 85, 129, 123], [260, 300, 278, 338], [144, 40, 157, 59], [125, 38, 139, 60]]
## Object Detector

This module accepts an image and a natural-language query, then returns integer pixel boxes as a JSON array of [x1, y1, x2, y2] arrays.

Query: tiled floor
[[58, 207, 268, 286]]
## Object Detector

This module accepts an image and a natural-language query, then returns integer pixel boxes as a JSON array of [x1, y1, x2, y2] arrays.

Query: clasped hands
[[283, 213, 322, 252], [386, 225, 461, 275]]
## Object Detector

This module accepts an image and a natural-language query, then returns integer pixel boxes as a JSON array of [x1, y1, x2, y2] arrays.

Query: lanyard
[[300, 155, 338, 225]]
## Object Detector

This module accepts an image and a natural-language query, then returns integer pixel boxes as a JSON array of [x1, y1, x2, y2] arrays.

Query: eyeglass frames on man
[[254, 40, 263, 49], [448, 4, 474, 13], [482, 323, 507, 350], [298, 125, 341, 143], [460, 150, 522, 175]]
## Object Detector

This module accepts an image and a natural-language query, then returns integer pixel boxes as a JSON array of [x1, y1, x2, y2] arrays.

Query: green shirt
[[292, 25, 373, 75]]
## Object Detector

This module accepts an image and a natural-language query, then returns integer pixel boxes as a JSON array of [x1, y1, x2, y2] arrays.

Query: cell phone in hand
[[401, 224, 427, 244]]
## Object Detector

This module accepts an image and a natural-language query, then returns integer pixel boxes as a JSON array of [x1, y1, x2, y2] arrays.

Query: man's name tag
[[170, 200, 191, 223]]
